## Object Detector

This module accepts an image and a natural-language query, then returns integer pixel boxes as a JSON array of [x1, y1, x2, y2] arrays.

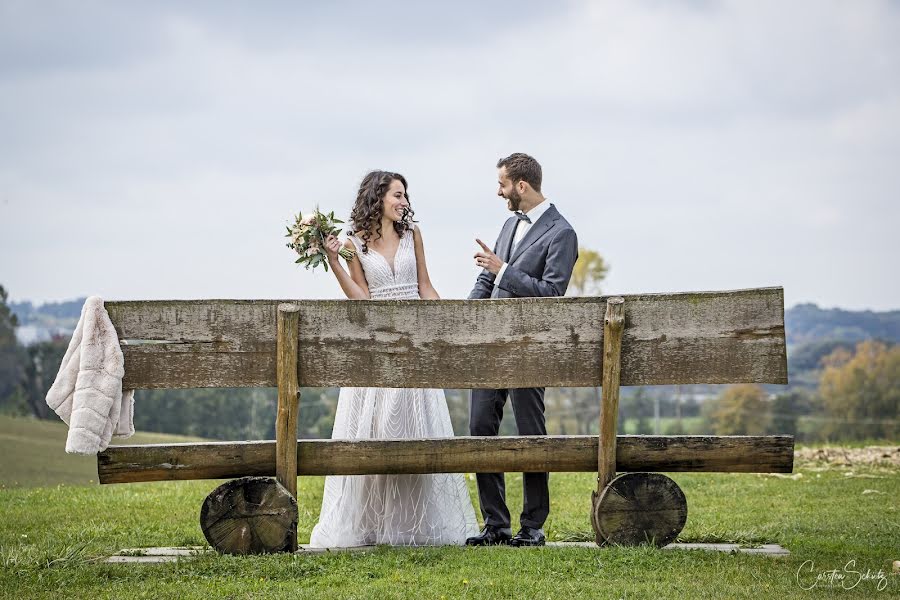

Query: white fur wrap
[[45, 296, 135, 454]]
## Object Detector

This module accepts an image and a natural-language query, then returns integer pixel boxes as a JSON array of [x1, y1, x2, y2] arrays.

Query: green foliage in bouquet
[[285, 208, 356, 272]]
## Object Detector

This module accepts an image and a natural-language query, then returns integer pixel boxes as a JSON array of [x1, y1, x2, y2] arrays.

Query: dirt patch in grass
[[795, 445, 900, 468]]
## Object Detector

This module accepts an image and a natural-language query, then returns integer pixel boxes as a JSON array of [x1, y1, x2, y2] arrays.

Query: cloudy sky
[[2, 0, 898, 310]]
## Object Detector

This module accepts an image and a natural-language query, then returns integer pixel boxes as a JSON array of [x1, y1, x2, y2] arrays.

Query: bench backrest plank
[[107, 287, 787, 389]]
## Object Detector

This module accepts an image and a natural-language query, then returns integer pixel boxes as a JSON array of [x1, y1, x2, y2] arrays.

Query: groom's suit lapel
[[498, 218, 517, 263], [508, 204, 560, 265]]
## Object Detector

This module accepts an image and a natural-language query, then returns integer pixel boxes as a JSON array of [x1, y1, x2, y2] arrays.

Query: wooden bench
[[98, 286, 792, 553]]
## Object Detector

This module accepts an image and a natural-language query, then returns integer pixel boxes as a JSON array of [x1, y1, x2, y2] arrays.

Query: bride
[[308, 170, 479, 547]]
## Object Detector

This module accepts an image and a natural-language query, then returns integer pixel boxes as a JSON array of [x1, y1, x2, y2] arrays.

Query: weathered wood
[[592, 473, 687, 547], [199, 476, 297, 555], [593, 298, 624, 538], [598, 298, 624, 493], [106, 287, 788, 389], [275, 304, 300, 552], [97, 435, 795, 484]]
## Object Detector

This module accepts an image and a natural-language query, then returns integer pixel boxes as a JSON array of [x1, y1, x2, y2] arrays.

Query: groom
[[466, 152, 579, 547]]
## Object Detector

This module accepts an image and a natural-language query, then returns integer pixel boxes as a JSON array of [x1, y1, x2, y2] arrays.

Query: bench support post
[[590, 297, 688, 547], [597, 297, 624, 491], [592, 297, 624, 544], [276, 303, 301, 552]]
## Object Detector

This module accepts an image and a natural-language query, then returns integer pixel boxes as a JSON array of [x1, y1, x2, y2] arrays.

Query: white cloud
[[1, 0, 898, 310]]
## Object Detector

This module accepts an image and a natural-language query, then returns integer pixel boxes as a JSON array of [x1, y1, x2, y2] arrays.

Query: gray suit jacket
[[469, 204, 578, 299]]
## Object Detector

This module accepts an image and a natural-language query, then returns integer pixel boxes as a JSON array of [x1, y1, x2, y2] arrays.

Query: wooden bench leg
[[591, 297, 624, 545], [200, 476, 298, 555], [197, 303, 302, 555], [276, 303, 301, 552], [590, 296, 688, 547], [593, 472, 687, 547]]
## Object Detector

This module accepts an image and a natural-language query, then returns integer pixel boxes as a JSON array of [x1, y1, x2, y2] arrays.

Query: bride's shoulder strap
[[347, 232, 363, 253]]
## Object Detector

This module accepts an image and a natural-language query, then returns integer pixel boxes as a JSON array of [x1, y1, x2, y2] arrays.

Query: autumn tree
[[567, 247, 610, 297], [767, 388, 814, 439], [0, 285, 30, 415], [619, 387, 654, 434], [818, 340, 899, 441], [23, 337, 65, 419], [705, 384, 771, 435]]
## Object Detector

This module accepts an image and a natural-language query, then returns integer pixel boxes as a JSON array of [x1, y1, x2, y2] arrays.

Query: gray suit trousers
[[469, 387, 549, 529]]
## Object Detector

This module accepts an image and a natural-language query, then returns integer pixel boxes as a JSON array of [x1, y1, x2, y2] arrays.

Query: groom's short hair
[[497, 153, 542, 192]]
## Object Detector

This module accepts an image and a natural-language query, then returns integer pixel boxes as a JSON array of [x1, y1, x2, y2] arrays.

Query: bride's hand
[[324, 234, 342, 262]]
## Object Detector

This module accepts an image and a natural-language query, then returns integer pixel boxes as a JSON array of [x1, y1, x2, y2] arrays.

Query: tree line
[[698, 339, 897, 441]]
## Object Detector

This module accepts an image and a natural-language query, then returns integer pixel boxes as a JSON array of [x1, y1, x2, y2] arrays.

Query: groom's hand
[[474, 239, 503, 275]]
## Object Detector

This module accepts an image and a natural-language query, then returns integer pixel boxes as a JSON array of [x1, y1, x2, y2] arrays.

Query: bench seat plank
[[97, 435, 795, 483]]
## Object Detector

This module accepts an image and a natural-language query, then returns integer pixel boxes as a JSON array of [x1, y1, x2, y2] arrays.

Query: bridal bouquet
[[285, 208, 356, 272]]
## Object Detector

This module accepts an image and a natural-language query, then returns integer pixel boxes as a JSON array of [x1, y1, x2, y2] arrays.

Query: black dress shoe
[[465, 525, 512, 546], [510, 526, 546, 547]]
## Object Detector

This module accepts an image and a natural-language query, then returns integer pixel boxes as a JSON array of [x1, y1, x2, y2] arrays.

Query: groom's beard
[[505, 189, 523, 211]]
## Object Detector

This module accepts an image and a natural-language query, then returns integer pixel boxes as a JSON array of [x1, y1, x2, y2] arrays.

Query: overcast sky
[[2, 0, 898, 310]]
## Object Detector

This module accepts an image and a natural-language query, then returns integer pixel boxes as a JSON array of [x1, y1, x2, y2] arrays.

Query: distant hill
[[785, 303, 900, 347], [784, 303, 900, 387], [10, 297, 85, 345], [10, 298, 87, 323]]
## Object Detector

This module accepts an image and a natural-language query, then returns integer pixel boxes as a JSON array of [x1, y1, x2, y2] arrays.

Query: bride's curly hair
[[350, 170, 416, 254]]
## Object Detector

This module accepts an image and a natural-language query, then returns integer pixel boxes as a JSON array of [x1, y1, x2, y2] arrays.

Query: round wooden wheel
[[200, 476, 298, 555], [591, 472, 687, 547]]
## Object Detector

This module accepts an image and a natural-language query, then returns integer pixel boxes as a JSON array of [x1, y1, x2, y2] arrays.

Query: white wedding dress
[[308, 226, 479, 547]]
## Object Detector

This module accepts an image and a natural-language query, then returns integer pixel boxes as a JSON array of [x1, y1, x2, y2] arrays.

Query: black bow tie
[[514, 211, 531, 224]]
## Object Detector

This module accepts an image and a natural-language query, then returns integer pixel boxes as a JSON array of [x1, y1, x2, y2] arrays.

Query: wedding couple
[[309, 153, 579, 548]]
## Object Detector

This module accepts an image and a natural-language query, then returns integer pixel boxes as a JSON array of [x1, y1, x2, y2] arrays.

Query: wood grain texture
[[598, 298, 624, 493], [593, 472, 688, 547], [106, 287, 787, 389], [274, 304, 300, 551], [200, 476, 297, 555], [97, 435, 795, 484]]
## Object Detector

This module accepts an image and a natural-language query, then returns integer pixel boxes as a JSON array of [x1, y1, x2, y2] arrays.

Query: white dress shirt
[[495, 199, 551, 287]]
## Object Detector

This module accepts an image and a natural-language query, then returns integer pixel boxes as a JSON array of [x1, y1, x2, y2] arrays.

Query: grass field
[[1, 416, 897, 598], [0, 415, 207, 488], [619, 416, 706, 434]]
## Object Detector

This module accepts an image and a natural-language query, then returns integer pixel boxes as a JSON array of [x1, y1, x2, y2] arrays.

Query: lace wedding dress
[[308, 227, 479, 547]]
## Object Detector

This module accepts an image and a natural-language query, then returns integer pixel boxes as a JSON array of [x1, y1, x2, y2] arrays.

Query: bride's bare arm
[[325, 236, 370, 300], [412, 226, 439, 300]]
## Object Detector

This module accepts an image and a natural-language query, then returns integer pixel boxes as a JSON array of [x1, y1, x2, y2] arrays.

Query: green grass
[[0, 416, 897, 598], [620, 416, 707, 434], [0, 415, 207, 488]]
